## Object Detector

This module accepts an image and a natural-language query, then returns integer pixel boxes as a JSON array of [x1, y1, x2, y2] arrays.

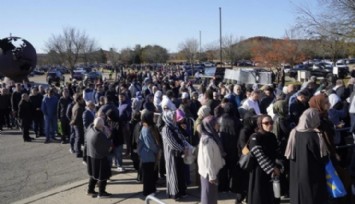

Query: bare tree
[[178, 38, 199, 64], [119, 47, 134, 65], [222, 34, 241, 65], [45, 27, 98, 71], [295, 0, 355, 40], [107, 47, 121, 68]]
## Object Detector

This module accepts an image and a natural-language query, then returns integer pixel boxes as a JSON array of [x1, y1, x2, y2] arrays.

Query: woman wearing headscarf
[[248, 114, 281, 204], [131, 91, 143, 114], [153, 90, 163, 113], [86, 117, 112, 198], [235, 110, 258, 203], [272, 100, 290, 153], [143, 94, 156, 112], [194, 105, 211, 137], [137, 110, 161, 196], [198, 115, 225, 204], [308, 93, 338, 156], [285, 108, 328, 204], [272, 99, 290, 198], [218, 102, 242, 193], [161, 110, 188, 200]]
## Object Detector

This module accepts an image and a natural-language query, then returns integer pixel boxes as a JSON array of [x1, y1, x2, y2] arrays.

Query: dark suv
[[46, 70, 64, 85]]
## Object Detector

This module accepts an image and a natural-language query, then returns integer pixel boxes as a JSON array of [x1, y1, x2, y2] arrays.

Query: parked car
[[33, 68, 45, 75], [288, 62, 348, 80], [83, 71, 102, 85], [47, 70, 64, 85], [72, 70, 85, 80]]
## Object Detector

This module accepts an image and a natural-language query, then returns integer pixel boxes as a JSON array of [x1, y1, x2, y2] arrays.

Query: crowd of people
[[1, 68, 355, 203]]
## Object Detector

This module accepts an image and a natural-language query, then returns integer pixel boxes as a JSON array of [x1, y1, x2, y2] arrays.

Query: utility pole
[[219, 7, 223, 66], [199, 30, 202, 62]]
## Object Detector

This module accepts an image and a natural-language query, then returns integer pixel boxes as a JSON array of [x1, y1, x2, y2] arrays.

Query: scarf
[[162, 110, 178, 130], [153, 90, 162, 108], [201, 115, 226, 156], [285, 108, 328, 160], [308, 93, 328, 116], [273, 100, 288, 118]]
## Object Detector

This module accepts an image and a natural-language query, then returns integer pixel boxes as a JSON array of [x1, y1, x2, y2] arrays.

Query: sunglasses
[[262, 121, 274, 126]]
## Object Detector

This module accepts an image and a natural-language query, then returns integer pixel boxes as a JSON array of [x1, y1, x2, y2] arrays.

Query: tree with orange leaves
[[251, 38, 306, 68], [251, 37, 306, 83]]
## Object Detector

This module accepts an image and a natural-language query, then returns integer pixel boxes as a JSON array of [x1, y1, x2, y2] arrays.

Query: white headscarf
[[161, 95, 176, 111], [153, 90, 162, 107]]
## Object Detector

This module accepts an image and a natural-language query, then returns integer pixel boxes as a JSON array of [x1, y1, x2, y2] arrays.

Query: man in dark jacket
[[0, 88, 12, 131], [18, 93, 34, 142], [289, 90, 309, 126], [29, 87, 44, 138], [57, 88, 72, 144], [70, 94, 86, 158], [66, 95, 76, 153], [83, 101, 96, 131], [11, 83, 25, 129], [98, 96, 119, 119], [118, 93, 132, 157]]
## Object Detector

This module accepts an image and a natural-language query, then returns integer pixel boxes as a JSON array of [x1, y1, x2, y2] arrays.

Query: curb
[[13, 179, 88, 204]]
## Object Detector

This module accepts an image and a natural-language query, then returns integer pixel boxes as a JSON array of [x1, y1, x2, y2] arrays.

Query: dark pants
[[60, 117, 70, 141], [21, 119, 32, 140], [33, 111, 44, 136], [74, 125, 84, 156], [88, 178, 107, 194], [142, 162, 157, 196], [175, 155, 187, 197], [69, 126, 75, 152], [4, 108, 11, 128], [218, 156, 238, 192], [121, 123, 131, 155], [0, 109, 5, 130]]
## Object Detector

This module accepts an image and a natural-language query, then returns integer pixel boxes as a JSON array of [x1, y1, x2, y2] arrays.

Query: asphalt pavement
[[0, 129, 87, 204]]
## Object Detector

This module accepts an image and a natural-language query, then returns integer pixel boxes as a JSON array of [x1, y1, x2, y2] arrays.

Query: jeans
[[112, 145, 123, 167], [69, 126, 75, 151], [44, 116, 57, 140], [73, 125, 84, 156]]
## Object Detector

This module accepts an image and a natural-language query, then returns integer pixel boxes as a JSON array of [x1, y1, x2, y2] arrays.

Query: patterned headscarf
[[285, 108, 328, 159], [201, 116, 225, 156], [162, 110, 177, 130]]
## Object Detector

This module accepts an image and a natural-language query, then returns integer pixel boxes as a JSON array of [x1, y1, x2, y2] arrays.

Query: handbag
[[238, 134, 255, 171], [325, 159, 347, 198]]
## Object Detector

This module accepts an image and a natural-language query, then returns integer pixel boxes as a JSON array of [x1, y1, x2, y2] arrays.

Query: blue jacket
[[118, 100, 132, 122], [41, 95, 59, 118], [83, 109, 95, 129], [138, 126, 159, 163]]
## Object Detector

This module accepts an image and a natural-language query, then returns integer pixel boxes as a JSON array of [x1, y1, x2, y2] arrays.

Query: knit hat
[[175, 109, 185, 122], [197, 105, 211, 118], [181, 92, 189, 99]]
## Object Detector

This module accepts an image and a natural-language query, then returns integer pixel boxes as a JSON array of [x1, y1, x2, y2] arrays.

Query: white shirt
[[198, 137, 225, 181], [242, 98, 261, 115]]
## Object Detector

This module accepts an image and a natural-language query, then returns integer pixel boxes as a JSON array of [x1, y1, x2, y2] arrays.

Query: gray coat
[[86, 125, 111, 159]]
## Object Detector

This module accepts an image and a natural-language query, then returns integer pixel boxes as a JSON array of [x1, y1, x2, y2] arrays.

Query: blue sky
[[1, 0, 317, 53]]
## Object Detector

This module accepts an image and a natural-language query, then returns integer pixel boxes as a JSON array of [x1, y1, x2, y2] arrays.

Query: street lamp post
[[219, 7, 223, 66]]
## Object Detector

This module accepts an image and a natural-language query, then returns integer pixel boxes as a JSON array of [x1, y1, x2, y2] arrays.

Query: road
[[0, 129, 87, 204], [0, 74, 88, 204]]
